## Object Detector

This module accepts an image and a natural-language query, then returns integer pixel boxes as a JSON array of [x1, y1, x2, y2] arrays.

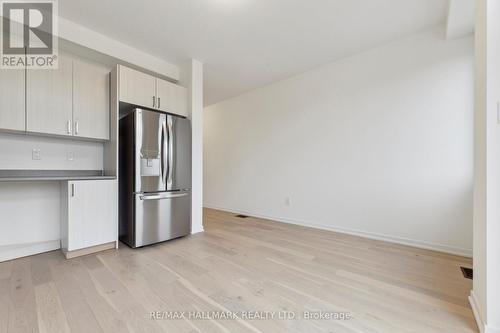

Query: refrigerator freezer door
[[134, 191, 191, 247], [167, 115, 192, 191], [135, 110, 167, 193]]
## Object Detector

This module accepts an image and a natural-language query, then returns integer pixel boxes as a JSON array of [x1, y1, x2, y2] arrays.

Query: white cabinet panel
[[0, 67, 25, 131], [174, 84, 188, 117], [118, 65, 188, 117], [73, 60, 110, 140], [62, 180, 117, 252], [0, 33, 25, 132], [26, 56, 73, 136], [156, 78, 188, 117], [119, 65, 156, 109]]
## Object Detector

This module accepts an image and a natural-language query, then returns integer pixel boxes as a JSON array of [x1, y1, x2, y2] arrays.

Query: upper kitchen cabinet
[[118, 65, 188, 117], [0, 66, 25, 132], [119, 65, 156, 109], [26, 56, 73, 136], [73, 60, 110, 140], [25, 55, 111, 140], [0, 33, 25, 132], [156, 78, 188, 117]]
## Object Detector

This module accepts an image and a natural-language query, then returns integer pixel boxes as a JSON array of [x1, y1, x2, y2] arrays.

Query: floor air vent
[[235, 214, 249, 218], [460, 267, 473, 280]]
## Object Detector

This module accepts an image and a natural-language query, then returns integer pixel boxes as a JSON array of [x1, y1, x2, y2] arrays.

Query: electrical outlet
[[32, 149, 41, 160], [285, 197, 291, 206], [67, 151, 75, 161]]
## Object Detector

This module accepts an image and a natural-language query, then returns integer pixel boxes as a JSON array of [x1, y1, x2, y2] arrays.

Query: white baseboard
[[191, 226, 205, 235], [204, 204, 472, 258], [469, 291, 500, 333], [0, 240, 60, 262], [470, 291, 486, 333]]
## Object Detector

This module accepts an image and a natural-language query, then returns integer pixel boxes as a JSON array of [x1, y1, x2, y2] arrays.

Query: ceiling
[[59, 0, 449, 106]]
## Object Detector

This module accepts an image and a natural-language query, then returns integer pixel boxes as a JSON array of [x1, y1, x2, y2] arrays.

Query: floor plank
[[34, 282, 71, 333], [9, 257, 39, 333]]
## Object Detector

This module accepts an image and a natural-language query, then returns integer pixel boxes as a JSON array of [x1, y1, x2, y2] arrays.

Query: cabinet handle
[[67, 120, 72, 134], [153, 96, 156, 108], [71, 184, 75, 197], [75, 121, 79, 135], [158, 97, 161, 109]]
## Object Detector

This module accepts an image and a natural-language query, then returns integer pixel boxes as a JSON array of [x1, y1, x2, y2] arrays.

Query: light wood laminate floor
[[0, 208, 476, 333]]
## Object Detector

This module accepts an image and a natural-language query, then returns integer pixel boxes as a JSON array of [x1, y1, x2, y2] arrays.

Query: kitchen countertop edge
[[0, 176, 117, 182]]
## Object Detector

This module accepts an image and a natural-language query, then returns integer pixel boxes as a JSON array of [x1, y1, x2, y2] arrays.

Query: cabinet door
[[0, 67, 25, 131], [67, 180, 117, 251], [119, 65, 156, 109], [0, 34, 25, 132], [73, 60, 110, 140], [26, 56, 73, 136], [156, 78, 188, 117]]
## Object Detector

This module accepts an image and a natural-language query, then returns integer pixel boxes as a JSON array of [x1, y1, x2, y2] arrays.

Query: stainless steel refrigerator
[[119, 108, 191, 248]]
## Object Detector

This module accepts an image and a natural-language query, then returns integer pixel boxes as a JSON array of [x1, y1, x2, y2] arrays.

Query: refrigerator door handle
[[167, 116, 174, 188], [161, 121, 168, 184], [139, 192, 189, 201]]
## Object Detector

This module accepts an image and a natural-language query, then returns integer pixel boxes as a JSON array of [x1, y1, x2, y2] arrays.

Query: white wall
[[180, 59, 205, 234], [0, 132, 103, 170], [471, 1, 500, 332], [472, 0, 488, 328], [0, 182, 61, 262], [204, 26, 474, 256]]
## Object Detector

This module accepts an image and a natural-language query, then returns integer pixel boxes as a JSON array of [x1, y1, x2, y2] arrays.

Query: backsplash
[[0, 132, 103, 170]]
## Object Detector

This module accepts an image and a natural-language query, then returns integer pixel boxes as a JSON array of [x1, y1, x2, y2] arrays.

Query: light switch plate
[[32, 149, 41, 160], [67, 151, 75, 161]]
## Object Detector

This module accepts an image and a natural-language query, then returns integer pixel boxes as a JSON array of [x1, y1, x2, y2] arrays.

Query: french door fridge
[[119, 108, 191, 248]]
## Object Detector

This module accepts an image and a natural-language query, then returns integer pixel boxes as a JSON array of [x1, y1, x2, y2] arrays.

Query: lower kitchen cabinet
[[61, 179, 117, 258]]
